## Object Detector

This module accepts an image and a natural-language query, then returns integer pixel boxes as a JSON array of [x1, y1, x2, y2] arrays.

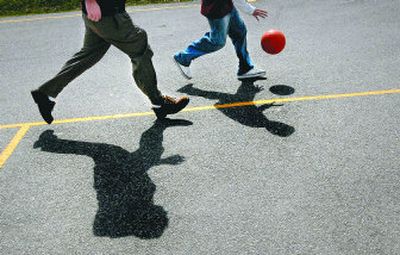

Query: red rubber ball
[[261, 29, 286, 55]]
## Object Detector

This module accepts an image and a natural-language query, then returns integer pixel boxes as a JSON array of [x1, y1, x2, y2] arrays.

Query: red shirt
[[201, 0, 233, 19]]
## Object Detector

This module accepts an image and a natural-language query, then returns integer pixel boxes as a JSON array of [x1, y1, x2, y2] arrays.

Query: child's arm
[[232, 0, 268, 21]]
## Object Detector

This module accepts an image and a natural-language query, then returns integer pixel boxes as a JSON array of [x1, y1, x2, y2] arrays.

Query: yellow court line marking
[[129, 4, 198, 13], [0, 88, 399, 130], [0, 88, 399, 169], [0, 125, 31, 169], [184, 88, 400, 112], [0, 111, 155, 129], [0, 14, 80, 24], [0, 4, 197, 24]]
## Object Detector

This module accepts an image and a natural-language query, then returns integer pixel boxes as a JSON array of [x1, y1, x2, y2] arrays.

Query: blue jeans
[[174, 8, 254, 75]]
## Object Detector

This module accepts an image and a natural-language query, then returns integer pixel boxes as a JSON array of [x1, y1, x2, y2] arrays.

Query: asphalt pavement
[[0, 0, 399, 254]]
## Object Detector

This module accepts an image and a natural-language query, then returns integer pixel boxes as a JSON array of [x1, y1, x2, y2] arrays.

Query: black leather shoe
[[152, 95, 189, 119], [31, 90, 55, 124]]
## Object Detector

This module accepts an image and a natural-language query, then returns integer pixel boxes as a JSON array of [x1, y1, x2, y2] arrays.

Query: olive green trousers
[[38, 12, 163, 104]]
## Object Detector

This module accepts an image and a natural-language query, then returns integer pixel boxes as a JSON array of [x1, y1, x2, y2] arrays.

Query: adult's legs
[[84, 13, 163, 105], [84, 13, 188, 118], [37, 24, 111, 98]]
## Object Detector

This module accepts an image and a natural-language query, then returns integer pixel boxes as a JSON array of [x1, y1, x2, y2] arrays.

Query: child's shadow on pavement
[[178, 79, 295, 137], [33, 119, 192, 239]]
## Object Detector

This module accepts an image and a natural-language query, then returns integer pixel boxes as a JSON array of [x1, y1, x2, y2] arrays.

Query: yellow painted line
[[129, 4, 198, 13], [0, 125, 30, 169], [0, 88, 399, 130], [0, 4, 197, 24], [0, 14, 80, 24], [0, 88, 399, 169], [183, 88, 400, 112], [0, 111, 155, 129]]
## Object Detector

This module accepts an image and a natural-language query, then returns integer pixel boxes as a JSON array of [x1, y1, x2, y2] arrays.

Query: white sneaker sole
[[237, 71, 266, 79], [173, 57, 192, 80]]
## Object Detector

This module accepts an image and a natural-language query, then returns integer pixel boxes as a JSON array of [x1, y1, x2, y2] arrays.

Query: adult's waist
[[103, 6, 126, 16], [82, 4, 126, 16]]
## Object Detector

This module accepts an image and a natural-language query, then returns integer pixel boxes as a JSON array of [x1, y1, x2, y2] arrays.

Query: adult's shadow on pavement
[[178, 78, 295, 137], [33, 118, 192, 239]]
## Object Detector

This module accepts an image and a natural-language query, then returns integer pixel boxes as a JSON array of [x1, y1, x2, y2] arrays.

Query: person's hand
[[252, 8, 268, 21], [86, 0, 102, 22]]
